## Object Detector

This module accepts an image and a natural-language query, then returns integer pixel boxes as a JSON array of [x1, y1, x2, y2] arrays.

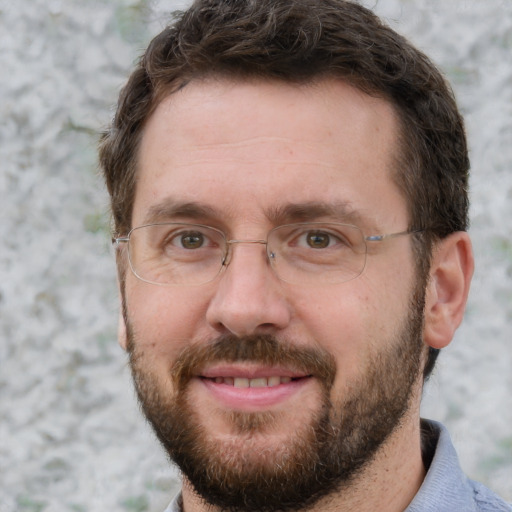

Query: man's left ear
[[423, 232, 474, 349]]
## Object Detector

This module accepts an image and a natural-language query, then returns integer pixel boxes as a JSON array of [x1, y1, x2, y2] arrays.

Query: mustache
[[170, 334, 337, 392]]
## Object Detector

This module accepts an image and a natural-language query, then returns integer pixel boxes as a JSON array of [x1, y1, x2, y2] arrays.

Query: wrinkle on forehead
[[159, 136, 344, 173], [174, 135, 315, 150]]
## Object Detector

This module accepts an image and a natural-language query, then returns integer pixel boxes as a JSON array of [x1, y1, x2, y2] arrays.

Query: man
[[99, 1, 511, 511]]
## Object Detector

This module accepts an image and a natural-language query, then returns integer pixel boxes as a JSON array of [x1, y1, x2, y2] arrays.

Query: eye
[[296, 230, 348, 249], [171, 230, 207, 249], [305, 231, 332, 249]]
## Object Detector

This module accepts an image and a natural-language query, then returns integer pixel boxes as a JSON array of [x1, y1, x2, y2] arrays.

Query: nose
[[206, 242, 292, 337]]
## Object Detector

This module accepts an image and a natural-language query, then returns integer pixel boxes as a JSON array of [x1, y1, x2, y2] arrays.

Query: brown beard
[[125, 288, 425, 512]]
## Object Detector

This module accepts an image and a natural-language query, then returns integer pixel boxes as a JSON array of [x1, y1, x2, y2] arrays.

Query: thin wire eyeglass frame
[[113, 222, 423, 286]]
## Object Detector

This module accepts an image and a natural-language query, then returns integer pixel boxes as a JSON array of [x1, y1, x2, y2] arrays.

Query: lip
[[197, 364, 312, 411]]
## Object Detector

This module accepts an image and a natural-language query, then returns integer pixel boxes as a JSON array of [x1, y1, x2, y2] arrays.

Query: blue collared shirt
[[164, 420, 511, 511], [406, 421, 511, 511]]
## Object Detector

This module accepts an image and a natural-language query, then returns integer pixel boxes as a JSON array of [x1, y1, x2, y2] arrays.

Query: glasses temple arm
[[112, 236, 130, 247], [365, 229, 424, 242]]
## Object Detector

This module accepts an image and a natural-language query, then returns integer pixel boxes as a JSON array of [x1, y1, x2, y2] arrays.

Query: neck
[[319, 411, 426, 512], [181, 409, 426, 512]]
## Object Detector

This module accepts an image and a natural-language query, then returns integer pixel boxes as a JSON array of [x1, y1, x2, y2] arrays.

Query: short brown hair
[[99, 0, 470, 378]]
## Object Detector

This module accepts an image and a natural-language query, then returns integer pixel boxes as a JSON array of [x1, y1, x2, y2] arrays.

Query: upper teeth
[[213, 376, 293, 388]]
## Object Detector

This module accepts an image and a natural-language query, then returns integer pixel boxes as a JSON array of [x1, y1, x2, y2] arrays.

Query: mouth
[[197, 365, 313, 410]]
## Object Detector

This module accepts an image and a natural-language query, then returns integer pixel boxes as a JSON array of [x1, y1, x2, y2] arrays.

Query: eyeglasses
[[113, 222, 421, 286]]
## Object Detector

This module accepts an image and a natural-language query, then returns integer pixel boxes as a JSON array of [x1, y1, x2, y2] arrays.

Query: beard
[[125, 286, 425, 512]]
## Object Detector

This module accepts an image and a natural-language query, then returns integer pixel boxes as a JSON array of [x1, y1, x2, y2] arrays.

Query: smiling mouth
[[197, 369, 314, 410], [202, 376, 308, 388]]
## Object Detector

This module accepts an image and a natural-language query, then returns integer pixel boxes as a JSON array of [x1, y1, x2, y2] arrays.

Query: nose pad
[[221, 241, 278, 283], [222, 239, 268, 267]]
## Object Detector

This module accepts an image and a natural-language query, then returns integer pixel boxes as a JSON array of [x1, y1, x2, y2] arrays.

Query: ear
[[423, 232, 474, 349]]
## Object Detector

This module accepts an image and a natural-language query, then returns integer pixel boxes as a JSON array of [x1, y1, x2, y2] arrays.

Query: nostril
[[259, 323, 277, 330]]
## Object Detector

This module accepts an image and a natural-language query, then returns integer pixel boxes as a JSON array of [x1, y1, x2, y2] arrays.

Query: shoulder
[[406, 420, 511, 512], [470, 479, 512, 512]]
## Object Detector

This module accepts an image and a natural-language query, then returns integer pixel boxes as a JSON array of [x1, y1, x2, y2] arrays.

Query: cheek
[[292, 276, 411, 385], [124, 280, 211, 361], [293, 286, 375, 368]]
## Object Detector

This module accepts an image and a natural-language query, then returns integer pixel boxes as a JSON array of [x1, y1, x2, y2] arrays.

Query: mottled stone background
[[1, 0, 511, 511]]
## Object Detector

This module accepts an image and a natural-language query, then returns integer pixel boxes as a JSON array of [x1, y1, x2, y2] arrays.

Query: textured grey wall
[[1, 1, 511, 511]]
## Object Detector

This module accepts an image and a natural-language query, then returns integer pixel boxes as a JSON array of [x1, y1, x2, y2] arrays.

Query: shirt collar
[[406, 419, 477, 512]]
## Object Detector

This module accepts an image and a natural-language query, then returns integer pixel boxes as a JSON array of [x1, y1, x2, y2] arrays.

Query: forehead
[[134, 78, 406, 230]]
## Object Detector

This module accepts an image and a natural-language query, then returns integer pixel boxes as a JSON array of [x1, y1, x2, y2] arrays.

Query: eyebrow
[[265, 201, 364, 226], [142, 200, 220, 225], [142, 198, 364, 227]]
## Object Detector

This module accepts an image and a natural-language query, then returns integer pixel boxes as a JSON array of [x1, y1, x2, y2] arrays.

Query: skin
[[118, 78, 473, 511]]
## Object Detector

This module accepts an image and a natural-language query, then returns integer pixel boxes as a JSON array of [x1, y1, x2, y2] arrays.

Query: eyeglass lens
[[126, 223, 368, 286]]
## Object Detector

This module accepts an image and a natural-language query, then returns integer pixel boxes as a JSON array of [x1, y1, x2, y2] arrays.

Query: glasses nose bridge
[[222, 238, 270, 267]]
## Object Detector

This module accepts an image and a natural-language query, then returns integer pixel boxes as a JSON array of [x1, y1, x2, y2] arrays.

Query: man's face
[[121, 79, 426, 511]]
